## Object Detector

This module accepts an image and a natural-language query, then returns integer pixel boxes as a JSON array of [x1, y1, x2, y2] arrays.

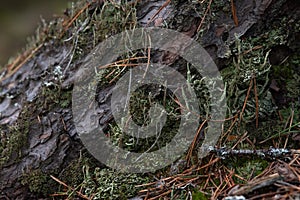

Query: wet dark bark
[[0, 0, 298, 199]]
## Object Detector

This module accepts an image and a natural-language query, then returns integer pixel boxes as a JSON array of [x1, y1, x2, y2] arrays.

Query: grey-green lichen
[[219, 11, 300, 150], [57, 154, 150, 200], [81, 167, 149, 199], [221, 35, 274, 122]]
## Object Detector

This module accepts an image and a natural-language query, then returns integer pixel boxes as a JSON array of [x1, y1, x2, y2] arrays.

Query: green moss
[[221, 12, 299, 119], [106, 84, 181, 153], [278, 54, 300, 99], [0, 107, 30, 168], [218, 16, 298, 142], [2, 1, 141, 197], [59, 159, 85, 188], [96, 1, 137, 40], [192, 190, 209, 200], [21, 169, 56, 196], [224, 157, 269, 184], [39, 85, 72, 111], [59, 151, 100, 188], [237, 159, 269, 182], [221, 35, 274, 121], [62, 1, 137, 61]]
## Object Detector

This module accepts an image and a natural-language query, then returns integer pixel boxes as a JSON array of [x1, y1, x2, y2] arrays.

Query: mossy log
[[0, 0, 298, 199]]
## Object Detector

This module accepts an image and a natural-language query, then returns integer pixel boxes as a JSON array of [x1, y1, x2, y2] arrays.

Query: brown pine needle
[[98, 56, 147, 69], [242, 45, 263, 55], [197, 0, 213, 32], [146, 0, 171, 26], [231, 0, 239, 26], [50, 175, 90, 200], [1, 43, 43, 82], [221, 114, 239, 142], [196, 157, 220, 171], [186, 119, 208, 165], [104, 68, 117, 79], [63, 1, 92, 29]]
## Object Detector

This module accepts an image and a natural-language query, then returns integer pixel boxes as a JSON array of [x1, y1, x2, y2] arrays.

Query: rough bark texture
[[0, 0, 298, 199]]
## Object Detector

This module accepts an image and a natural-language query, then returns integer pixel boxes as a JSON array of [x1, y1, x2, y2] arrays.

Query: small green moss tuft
[[192, 190, 209, 200], [21, 169, 56, 196], [39, 85, 72, 110], [0, 107, 31, 168], [223, 157, 269, 184]]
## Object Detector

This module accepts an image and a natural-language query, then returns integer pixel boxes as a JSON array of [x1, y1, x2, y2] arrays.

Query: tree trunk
[[0, 0, 298, 199]]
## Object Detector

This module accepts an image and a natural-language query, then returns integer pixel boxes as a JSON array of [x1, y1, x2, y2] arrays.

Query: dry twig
[[50, 175, 91, 199]]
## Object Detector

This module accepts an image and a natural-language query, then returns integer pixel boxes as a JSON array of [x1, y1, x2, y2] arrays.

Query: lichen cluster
[[1, 0, 299, 199]]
